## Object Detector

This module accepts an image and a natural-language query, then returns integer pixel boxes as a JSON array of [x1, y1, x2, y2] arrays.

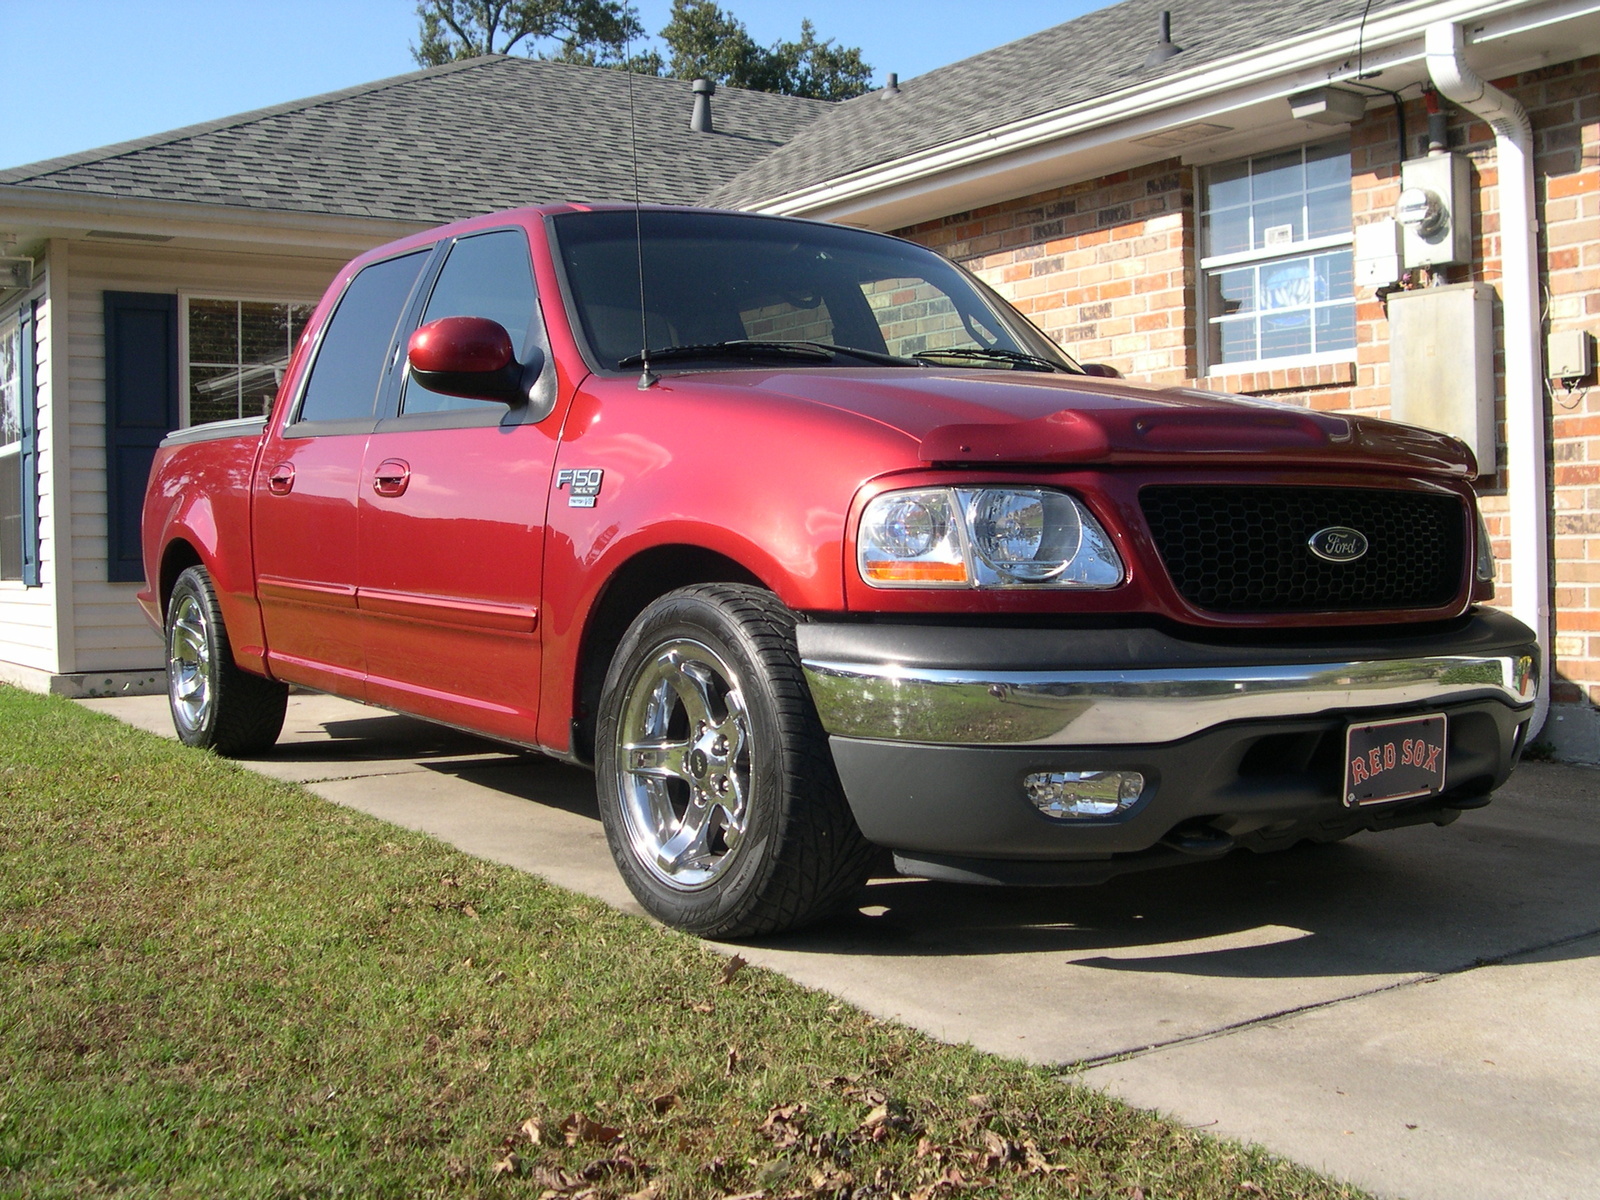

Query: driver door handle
[[266, 463, 295, 495], [372, 458, 411, 497]]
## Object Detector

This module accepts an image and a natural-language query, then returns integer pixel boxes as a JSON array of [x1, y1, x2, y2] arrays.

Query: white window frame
[[0, 296, 39, 588], [0, 309, 21, 456], [179, 291, 319, 427], [1196, 143, 1358, 376]]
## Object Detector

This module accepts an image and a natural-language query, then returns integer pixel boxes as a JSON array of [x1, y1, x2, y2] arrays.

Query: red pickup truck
[[140, 204, 1537, 937]]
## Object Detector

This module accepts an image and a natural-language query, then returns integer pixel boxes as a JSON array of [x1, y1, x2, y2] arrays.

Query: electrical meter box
[[1398, 154, 1471, 268], [1388, 282, 1495, 475]]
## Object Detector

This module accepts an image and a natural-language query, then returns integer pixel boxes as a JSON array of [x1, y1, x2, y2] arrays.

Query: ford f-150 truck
[[139, 204, 1538, 938]]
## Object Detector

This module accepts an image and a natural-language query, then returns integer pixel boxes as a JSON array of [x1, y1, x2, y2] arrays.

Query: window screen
[[188, 299, 314, 425], [404, 230, 537, 415], [1200, 140, 1356, 369], [297, 250, 428, 423]]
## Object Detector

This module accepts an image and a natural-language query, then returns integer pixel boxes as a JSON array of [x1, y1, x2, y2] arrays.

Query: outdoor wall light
[[1288, 86, 1367, 124], [0, 257, 32, 290]]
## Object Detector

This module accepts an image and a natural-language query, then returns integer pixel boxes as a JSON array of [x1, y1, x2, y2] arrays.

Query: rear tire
[[595, 584, 874, 938], [166, 565, 287, 756]]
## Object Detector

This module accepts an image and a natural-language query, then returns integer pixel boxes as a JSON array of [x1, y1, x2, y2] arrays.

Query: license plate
[[1343, 714, 1447, 807]]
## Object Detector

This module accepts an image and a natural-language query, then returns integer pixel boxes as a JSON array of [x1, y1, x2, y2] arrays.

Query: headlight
[[859, 486, 1123, 589], [1474, 508, 1495, 585], [858, 489, 967, 585]]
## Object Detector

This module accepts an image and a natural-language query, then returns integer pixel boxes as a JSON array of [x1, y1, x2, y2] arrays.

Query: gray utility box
[[1388, 282, 1496, 476]]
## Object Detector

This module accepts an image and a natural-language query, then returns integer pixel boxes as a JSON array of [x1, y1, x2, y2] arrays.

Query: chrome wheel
[[167, 588, 215, 737], [616, 638, 751, 890], [596, 585, 873, 938]]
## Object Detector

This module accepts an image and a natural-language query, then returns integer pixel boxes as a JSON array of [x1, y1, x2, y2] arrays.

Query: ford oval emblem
[[1308, 526, 1369, 563]]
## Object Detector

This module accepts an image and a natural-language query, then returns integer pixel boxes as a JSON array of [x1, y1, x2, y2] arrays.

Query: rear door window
[[296, 250, 428, 424]]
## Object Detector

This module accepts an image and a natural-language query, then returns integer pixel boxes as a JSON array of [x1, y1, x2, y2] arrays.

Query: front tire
[[595, 585, 874, 938], [166, 565, 288, 756]]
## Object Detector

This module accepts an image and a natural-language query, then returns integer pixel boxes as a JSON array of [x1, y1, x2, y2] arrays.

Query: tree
[[411, 0, 875, 101], [768, 19, 875, 102], [657, 0, 873, 100], [412, 0, 644, 68]]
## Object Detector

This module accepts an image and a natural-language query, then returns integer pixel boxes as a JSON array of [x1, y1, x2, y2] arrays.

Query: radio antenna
[[624, 45, 657, 389]]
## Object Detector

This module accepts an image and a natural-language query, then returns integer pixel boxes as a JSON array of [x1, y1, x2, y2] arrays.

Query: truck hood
[[676, 367, 1474, 476]]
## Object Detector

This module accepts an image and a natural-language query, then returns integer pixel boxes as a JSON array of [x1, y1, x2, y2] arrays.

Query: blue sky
[[1, 0, 1107, 171]]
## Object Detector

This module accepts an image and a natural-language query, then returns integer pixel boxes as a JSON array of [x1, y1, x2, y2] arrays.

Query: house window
[[185, 297, 314, 425], [1, 304, 36, 583], [1200, 140, 1355, 369]]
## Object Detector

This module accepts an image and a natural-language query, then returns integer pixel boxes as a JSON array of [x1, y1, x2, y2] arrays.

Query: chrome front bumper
[[797, 611, 1538, 748], [796, 612, 1538, 869], [802, 652, 1537, 746]]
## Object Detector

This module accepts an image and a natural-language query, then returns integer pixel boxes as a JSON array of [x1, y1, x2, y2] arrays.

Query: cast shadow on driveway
[[266, 708, 1600, 986]]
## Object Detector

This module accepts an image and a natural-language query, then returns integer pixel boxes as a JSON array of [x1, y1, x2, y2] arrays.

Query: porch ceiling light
[[0, 257, 32, 290]]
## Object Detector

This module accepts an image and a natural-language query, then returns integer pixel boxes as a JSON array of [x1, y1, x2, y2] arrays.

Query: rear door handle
[[372, 458, 411, 497], [267, 463, 295, 495]]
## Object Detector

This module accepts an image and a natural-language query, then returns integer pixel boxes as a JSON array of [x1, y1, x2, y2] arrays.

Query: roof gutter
[[752, 0, 1598, 221], [1425, 20, 1550, 737]]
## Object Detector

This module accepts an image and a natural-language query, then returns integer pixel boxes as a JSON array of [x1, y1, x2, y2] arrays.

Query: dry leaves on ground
[[760, 1103, 809, 1150], [650, 1091, 679, 1115], [560, 1112, 624, 1147]]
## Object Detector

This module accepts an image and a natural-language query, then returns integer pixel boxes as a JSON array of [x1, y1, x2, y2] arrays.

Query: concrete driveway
[[83, 692, 1600, 1200]]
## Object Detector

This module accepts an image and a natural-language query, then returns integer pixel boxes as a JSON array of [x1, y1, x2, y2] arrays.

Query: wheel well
[[159, 540, 204, 618], [571, 546, 762, 765]]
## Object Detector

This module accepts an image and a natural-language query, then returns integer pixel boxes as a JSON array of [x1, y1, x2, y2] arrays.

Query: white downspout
[[1425, 20, 1550, 736]]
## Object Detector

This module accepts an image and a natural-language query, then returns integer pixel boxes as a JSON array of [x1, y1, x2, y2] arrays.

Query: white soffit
[[0, 186, 425, 258]]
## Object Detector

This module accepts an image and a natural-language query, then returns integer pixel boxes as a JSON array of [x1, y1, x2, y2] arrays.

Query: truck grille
[[1139, 486, 1466, 613]]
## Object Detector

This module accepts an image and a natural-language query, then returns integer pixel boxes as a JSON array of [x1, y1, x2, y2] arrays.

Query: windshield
[[550, 209, 1079, 374]]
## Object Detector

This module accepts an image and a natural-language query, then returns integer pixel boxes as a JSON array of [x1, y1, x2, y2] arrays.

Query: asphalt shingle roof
[[0, 57, 830, 223], [706, 0, 1414, 209]]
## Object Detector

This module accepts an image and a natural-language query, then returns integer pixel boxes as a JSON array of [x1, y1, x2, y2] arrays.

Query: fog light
[[1024, 770, 1145, 819]]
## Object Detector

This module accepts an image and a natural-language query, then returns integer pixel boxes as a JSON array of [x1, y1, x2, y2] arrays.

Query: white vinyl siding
[[63, 243, 341, 672]]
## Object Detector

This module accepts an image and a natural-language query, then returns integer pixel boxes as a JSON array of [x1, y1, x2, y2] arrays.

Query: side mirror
[[407, 316, 538, 405], [1079, 362, 1123, 379]]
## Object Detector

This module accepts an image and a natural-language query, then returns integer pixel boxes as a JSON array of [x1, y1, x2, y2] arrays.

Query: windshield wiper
[[617, 340, 834, 368], [912, 346, 1065, 373], [782, 341, 922, 367]]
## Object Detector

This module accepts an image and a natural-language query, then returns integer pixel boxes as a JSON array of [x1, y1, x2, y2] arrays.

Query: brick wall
[[898, 162, 1197, 380], [895, 54, 1600, 758]]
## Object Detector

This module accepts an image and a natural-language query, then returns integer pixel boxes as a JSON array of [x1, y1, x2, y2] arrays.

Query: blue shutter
[[103, 291, 178, 583], [18, 300, 38, 587]]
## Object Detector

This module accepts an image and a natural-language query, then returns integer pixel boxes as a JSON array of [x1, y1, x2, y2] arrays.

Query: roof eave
[[0, 184, 429, 255], [743, 0, 1600, 229]]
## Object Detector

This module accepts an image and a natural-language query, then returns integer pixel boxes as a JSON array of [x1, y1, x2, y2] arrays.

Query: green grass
[[0, 686, 1370, 1199]]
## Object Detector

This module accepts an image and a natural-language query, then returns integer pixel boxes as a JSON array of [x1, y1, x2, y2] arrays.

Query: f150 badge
[[556, 468, 604, 508]]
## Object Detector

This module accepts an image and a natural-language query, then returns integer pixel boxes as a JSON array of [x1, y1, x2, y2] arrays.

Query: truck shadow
[[264, 711, 518, 764], [790, 823, 1600, 980], [267, 707, 1600, 983]]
